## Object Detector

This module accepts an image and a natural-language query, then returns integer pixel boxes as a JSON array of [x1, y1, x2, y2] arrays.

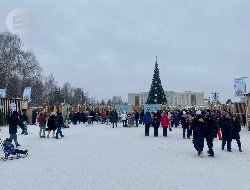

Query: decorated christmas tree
[[146, 57, 167, 105]]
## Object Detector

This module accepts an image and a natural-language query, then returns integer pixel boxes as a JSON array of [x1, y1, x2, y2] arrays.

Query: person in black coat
[[90, 110, 96, 124], [47, 113, 57, 138], [71, 112, 77, 125], [55, 112, 64, 139], [20, 111, 29, 135], [157, 110, 162, 121], [77, 112, 81, 124], [232, 115, 242, 152], [204, 110, 216, 157], [191, 111, 205, 156], [139, 110, 144, 125], [81, 111, 86, 124], [221, 112, 234, 152], [242, 114, 246, 128], [181, 111, 189, 139], [111, 109, 118, 128], [32, 111, 37, 125], [152, 114, 160, 137], [9, 111, 21, 147], [134, 111, 140, 127]]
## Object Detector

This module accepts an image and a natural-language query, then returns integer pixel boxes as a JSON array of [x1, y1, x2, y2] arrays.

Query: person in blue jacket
[[173, 111, 180, 127], [144, 109, 152, 136]]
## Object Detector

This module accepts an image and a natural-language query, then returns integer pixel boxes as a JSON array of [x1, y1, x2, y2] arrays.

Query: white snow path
[[0, 123, 250, 190]]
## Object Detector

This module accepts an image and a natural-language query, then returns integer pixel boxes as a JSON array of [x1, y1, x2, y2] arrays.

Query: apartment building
[[128, 91, 204, 108]]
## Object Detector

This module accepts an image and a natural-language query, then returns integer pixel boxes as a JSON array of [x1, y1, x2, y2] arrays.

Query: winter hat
[[196, 110, 202, 115]]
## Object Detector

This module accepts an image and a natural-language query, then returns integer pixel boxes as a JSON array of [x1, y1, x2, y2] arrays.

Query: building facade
[[128, 91, 204, 108]]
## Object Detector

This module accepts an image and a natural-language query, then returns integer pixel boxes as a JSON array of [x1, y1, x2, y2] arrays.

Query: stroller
[[0, 138, 28, 161]]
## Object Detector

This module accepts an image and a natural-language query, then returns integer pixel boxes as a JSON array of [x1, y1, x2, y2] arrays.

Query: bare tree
[[72, 88, 83, 106], [112, 96, 123, 105], [0, 32, 106, 107], [0, 32, 42, 103], [101, 99, 106, 106], [61, 82, 73, 104], [107, 99, 112, 106], [0, 32, 22, 91], [44, 74, 58, 105]]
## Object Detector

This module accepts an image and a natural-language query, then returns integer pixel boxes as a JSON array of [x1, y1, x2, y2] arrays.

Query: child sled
[[0, 138, 28, 161]]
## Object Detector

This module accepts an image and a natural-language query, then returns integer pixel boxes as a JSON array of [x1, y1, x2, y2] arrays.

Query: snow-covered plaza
[[1, 123, 250, 190]]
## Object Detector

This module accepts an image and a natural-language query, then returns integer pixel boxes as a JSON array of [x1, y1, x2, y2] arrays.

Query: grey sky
[[1, 0, 250, 102]]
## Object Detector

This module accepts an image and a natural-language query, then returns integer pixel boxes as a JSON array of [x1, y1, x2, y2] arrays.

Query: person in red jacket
[[161, 111, 170, 137]]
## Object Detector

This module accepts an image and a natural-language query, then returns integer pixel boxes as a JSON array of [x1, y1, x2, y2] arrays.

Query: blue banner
[[0, 89, 6, 98], [23, 87, 31, 102], [115, 105, 131, 113], [144, 104, 161, 112]]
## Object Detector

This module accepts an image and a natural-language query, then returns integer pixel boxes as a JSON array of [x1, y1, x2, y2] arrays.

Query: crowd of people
[[67, 109, 143, 128], [64, 109, 245, 158], [192, 109, 243, 157], [141, 108, 243, 157], [0, 108, 246, 160]]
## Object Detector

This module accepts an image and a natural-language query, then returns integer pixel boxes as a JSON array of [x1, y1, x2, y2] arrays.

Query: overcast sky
[[1, 0, 250, 102]]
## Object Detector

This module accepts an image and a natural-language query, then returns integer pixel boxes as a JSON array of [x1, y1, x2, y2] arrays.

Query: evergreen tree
[[147, 57, 167, 105]]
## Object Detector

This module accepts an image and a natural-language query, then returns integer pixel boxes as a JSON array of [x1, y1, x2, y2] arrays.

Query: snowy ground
[[0, 123, 250, 190]]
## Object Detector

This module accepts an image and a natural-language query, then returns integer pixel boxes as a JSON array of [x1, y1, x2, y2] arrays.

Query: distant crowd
[[0, 108, 247, 160]]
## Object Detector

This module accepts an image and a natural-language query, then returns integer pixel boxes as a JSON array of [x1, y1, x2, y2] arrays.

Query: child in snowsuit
[[3, 138, 28, 158]]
